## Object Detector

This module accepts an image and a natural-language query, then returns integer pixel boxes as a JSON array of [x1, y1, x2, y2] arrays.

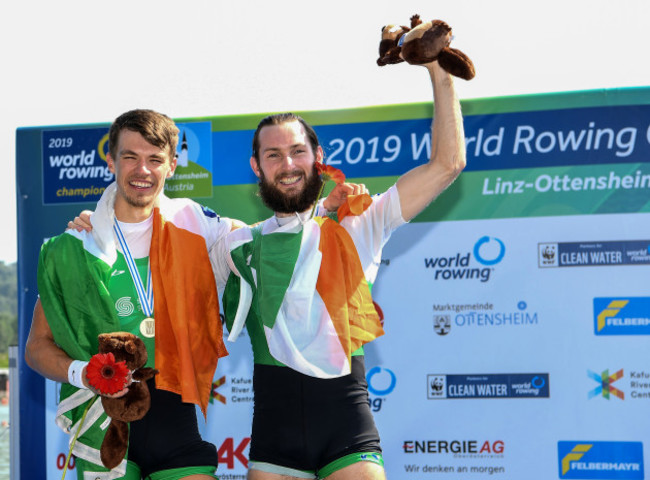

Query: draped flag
[[37, 183, 228, 473], [225, 196, 383, 378]]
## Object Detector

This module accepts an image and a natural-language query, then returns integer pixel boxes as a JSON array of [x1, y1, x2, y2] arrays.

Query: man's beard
[[258, 164, 323, 214]]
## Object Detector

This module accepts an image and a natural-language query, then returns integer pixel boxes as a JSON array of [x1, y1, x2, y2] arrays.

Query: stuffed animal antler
[[377, 14, 475, 80]]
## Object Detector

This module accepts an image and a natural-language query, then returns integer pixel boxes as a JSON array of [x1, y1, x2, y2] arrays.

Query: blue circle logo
[[474, 236, 506, 266], [367, 367, 397, 396], [532, 376, 545, 389]]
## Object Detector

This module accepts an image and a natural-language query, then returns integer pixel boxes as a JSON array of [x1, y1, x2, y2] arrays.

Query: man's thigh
[[323, 461, 386, 480]]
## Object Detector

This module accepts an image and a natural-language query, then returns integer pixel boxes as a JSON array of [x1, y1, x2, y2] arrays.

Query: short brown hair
[[251, 113, 320, 163], [108, 109, 179, 161]]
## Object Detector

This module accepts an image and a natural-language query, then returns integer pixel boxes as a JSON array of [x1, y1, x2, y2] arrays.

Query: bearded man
[[215, 60, 466, 480]]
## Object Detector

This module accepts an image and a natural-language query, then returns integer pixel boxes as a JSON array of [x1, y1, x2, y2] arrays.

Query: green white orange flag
[[225, 201, 383, 378]]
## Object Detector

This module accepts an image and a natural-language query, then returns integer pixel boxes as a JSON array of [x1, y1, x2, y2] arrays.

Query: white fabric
[[212, 203, 329, 289], [85, 182, 233, 267], [227, 280, 253, 342], [115, 215, 153, 259], [67, 360, 89, 390], [265, 219, 349, 378], [339, 184, 406, 283], [55, 388, 96, 434]]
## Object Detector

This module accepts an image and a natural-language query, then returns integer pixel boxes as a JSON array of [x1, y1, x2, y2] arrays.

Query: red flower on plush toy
[[86, 352, 129, 395], [316, 163, 345, 184]]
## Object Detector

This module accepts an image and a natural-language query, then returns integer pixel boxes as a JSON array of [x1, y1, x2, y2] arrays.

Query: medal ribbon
[[113, 220, 154, 317]]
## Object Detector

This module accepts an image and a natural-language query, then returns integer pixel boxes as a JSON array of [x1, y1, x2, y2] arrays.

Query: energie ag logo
[[588, 369, 624, 400], [558, 441, 643, 479]]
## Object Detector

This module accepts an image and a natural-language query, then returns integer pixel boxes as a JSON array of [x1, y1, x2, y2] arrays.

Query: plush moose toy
[[377, 14, 475, 80], [90, 332, 157, 469]]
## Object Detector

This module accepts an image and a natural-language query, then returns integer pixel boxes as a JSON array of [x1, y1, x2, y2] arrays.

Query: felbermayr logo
[[366, 366, 396, 412], [424, 236, 506, 282], [588, 369, 624, 400], [558, 441, 644, 479], [594, 298, 650, 335]]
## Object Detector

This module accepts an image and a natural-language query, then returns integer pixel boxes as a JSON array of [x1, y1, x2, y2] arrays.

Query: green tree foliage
[[0, 262, 16, 315], [0, 262, 17, 366]]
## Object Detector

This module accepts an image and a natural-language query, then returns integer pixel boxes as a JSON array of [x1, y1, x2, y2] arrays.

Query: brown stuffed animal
[[377, 14, 475, 80], [95, 332, 157, 469], [376, 15, 421, 66]]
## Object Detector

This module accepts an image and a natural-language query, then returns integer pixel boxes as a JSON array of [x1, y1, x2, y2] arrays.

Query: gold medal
[[140, 317, 155, 338]]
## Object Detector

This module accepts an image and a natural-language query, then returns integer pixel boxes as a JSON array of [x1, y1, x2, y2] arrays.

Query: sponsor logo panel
[[42, 128, 113, 205], [403, 439, 505, 458], [366, 366, 397, 412], [401, 438, 506, 476], [42, 121, 213, 205], [427, 373, 549, 399], [433, 301, 538, 335], [209, 376, 254, 406], [587, 368, 650, 401], [217, 437, 250, 470], [594, 298, 650, 335], [424, 237, 506, 283], [538, 241, 650, 268], [558, 441, 644, 479], [165, 122, 213, 198]]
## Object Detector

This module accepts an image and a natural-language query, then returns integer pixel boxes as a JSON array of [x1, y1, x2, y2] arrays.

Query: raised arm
[[395, 61, 466, 221]]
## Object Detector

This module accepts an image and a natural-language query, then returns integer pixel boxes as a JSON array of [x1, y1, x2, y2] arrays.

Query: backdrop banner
[[16, 87, 650, 479]]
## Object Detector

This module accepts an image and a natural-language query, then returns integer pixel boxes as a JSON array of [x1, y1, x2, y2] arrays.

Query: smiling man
[[216, 60, 467, 480], [26, 109, 230, 480]]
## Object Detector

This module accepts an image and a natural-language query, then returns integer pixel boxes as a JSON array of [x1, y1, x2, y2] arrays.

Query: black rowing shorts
[[127, 378, 219, 478], [249, 355, 382, 472]]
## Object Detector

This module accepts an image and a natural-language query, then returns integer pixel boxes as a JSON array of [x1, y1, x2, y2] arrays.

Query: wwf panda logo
[[428, 375, 446, 398]]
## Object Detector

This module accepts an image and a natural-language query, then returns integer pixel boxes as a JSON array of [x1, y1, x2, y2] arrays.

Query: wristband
[[68, 360, 89, 390]]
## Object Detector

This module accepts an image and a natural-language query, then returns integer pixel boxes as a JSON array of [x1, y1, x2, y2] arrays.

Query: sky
[[2, 0, 649, 264]]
